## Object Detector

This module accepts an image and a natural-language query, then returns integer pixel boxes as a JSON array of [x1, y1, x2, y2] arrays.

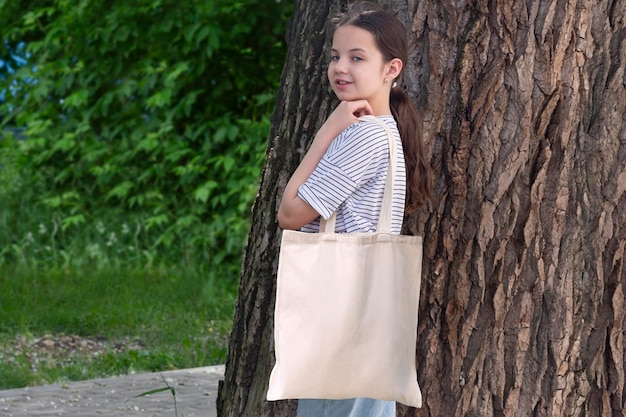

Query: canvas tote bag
[[267, 115, 423, 408]]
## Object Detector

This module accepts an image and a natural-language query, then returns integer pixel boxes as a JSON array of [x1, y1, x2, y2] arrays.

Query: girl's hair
[[332, 2, 434, 211]]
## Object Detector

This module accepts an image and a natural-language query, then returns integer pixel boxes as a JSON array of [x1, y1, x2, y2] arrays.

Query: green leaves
[[0, 0, 293, 271]]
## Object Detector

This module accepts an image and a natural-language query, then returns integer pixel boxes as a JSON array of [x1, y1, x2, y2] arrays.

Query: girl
[[277, 2, 433, 416]]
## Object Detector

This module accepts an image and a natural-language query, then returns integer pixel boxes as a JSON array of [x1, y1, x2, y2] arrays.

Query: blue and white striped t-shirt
[[298, 115, 406, 234]]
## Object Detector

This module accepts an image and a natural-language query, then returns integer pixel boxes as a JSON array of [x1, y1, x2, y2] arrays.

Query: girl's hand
[[321, 100, 374, 138], [336, 99, 374, 118]]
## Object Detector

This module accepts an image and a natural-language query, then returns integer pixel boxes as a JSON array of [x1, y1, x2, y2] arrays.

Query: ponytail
[[390, 88, 434, 212]]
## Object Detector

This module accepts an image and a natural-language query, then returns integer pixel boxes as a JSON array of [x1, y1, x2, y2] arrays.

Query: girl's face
[[328, 25, 393, 113]]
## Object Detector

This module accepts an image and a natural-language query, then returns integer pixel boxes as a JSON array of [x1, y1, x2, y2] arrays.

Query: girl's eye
[[330, 55, 339, 61], [352, 56, 363, 62]]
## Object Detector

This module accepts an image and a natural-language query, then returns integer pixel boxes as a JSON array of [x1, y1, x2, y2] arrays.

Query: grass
[[0, 264, 237, 390], [0, 137, 243, 390]]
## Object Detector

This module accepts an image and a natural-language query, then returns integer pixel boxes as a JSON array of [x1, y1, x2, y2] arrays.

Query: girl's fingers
[[348, 100, 373, 118], [324, 100, 374, 138]]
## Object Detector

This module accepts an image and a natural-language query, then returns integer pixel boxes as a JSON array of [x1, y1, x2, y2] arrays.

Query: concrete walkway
[[0, 365, 224, 417]]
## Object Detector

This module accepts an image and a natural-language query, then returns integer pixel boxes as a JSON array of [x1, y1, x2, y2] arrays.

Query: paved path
[[0, 365, 224, 417]]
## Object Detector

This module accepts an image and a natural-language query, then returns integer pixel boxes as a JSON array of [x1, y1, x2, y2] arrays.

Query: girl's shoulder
[[327, 116, 396, 160], [336, 116, 396, 147]]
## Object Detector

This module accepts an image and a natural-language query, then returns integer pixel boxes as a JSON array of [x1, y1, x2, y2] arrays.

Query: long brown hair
[[332, 2, 434, 211]]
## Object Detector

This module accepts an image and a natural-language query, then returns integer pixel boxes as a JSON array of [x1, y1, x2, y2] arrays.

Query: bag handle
[[320, 115, 398, 234]]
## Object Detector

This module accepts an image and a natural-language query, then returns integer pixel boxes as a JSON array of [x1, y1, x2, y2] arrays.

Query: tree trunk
[[215, 1, 340, 415], [217, 0, 626, 416]]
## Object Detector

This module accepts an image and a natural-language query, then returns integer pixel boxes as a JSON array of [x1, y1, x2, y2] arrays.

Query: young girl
[[277, 2, 433, 416]]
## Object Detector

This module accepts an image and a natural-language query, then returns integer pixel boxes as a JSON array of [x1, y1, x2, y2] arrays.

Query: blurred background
[[0, 0, 293, 389]]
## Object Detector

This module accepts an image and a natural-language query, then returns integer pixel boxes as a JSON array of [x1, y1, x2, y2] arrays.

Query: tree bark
[[217, 0, 626, 416]]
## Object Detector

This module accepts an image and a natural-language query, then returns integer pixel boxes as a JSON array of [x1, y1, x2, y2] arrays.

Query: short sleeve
[[298, 121, 389, 220]]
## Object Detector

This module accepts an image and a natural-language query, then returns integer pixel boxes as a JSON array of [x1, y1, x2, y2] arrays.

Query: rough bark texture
[[217, 0, 626, 416], [402, 0, 626, 416]]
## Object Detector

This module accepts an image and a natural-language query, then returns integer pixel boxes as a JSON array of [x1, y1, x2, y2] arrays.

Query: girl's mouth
[[335, 80, 352, 89]]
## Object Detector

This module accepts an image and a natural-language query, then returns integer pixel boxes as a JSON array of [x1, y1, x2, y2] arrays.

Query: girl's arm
[[277, 100, 373, 230]]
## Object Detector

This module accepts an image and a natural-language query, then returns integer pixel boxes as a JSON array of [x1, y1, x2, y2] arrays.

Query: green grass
[[0, 265, 237, 390], [0, 136, 242, 390]]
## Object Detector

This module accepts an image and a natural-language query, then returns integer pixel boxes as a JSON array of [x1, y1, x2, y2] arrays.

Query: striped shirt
[[298, 115, 406, 234]]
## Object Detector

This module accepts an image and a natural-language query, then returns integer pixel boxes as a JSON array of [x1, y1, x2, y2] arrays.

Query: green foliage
[[0, 0, 292, 271], [0, 135, 23, 194]]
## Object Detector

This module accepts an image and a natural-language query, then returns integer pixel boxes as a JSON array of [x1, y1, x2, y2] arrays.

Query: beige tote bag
[[267, 115, 423, 408]]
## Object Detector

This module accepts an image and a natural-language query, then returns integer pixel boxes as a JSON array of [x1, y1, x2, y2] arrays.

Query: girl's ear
[[386, 58, 403, 81]]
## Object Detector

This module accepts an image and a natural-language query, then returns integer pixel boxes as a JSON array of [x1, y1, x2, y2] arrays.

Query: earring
[[384, 78, 389, 83]]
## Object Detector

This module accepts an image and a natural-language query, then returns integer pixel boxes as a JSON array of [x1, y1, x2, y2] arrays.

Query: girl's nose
[[333, 58, 347, 73]]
